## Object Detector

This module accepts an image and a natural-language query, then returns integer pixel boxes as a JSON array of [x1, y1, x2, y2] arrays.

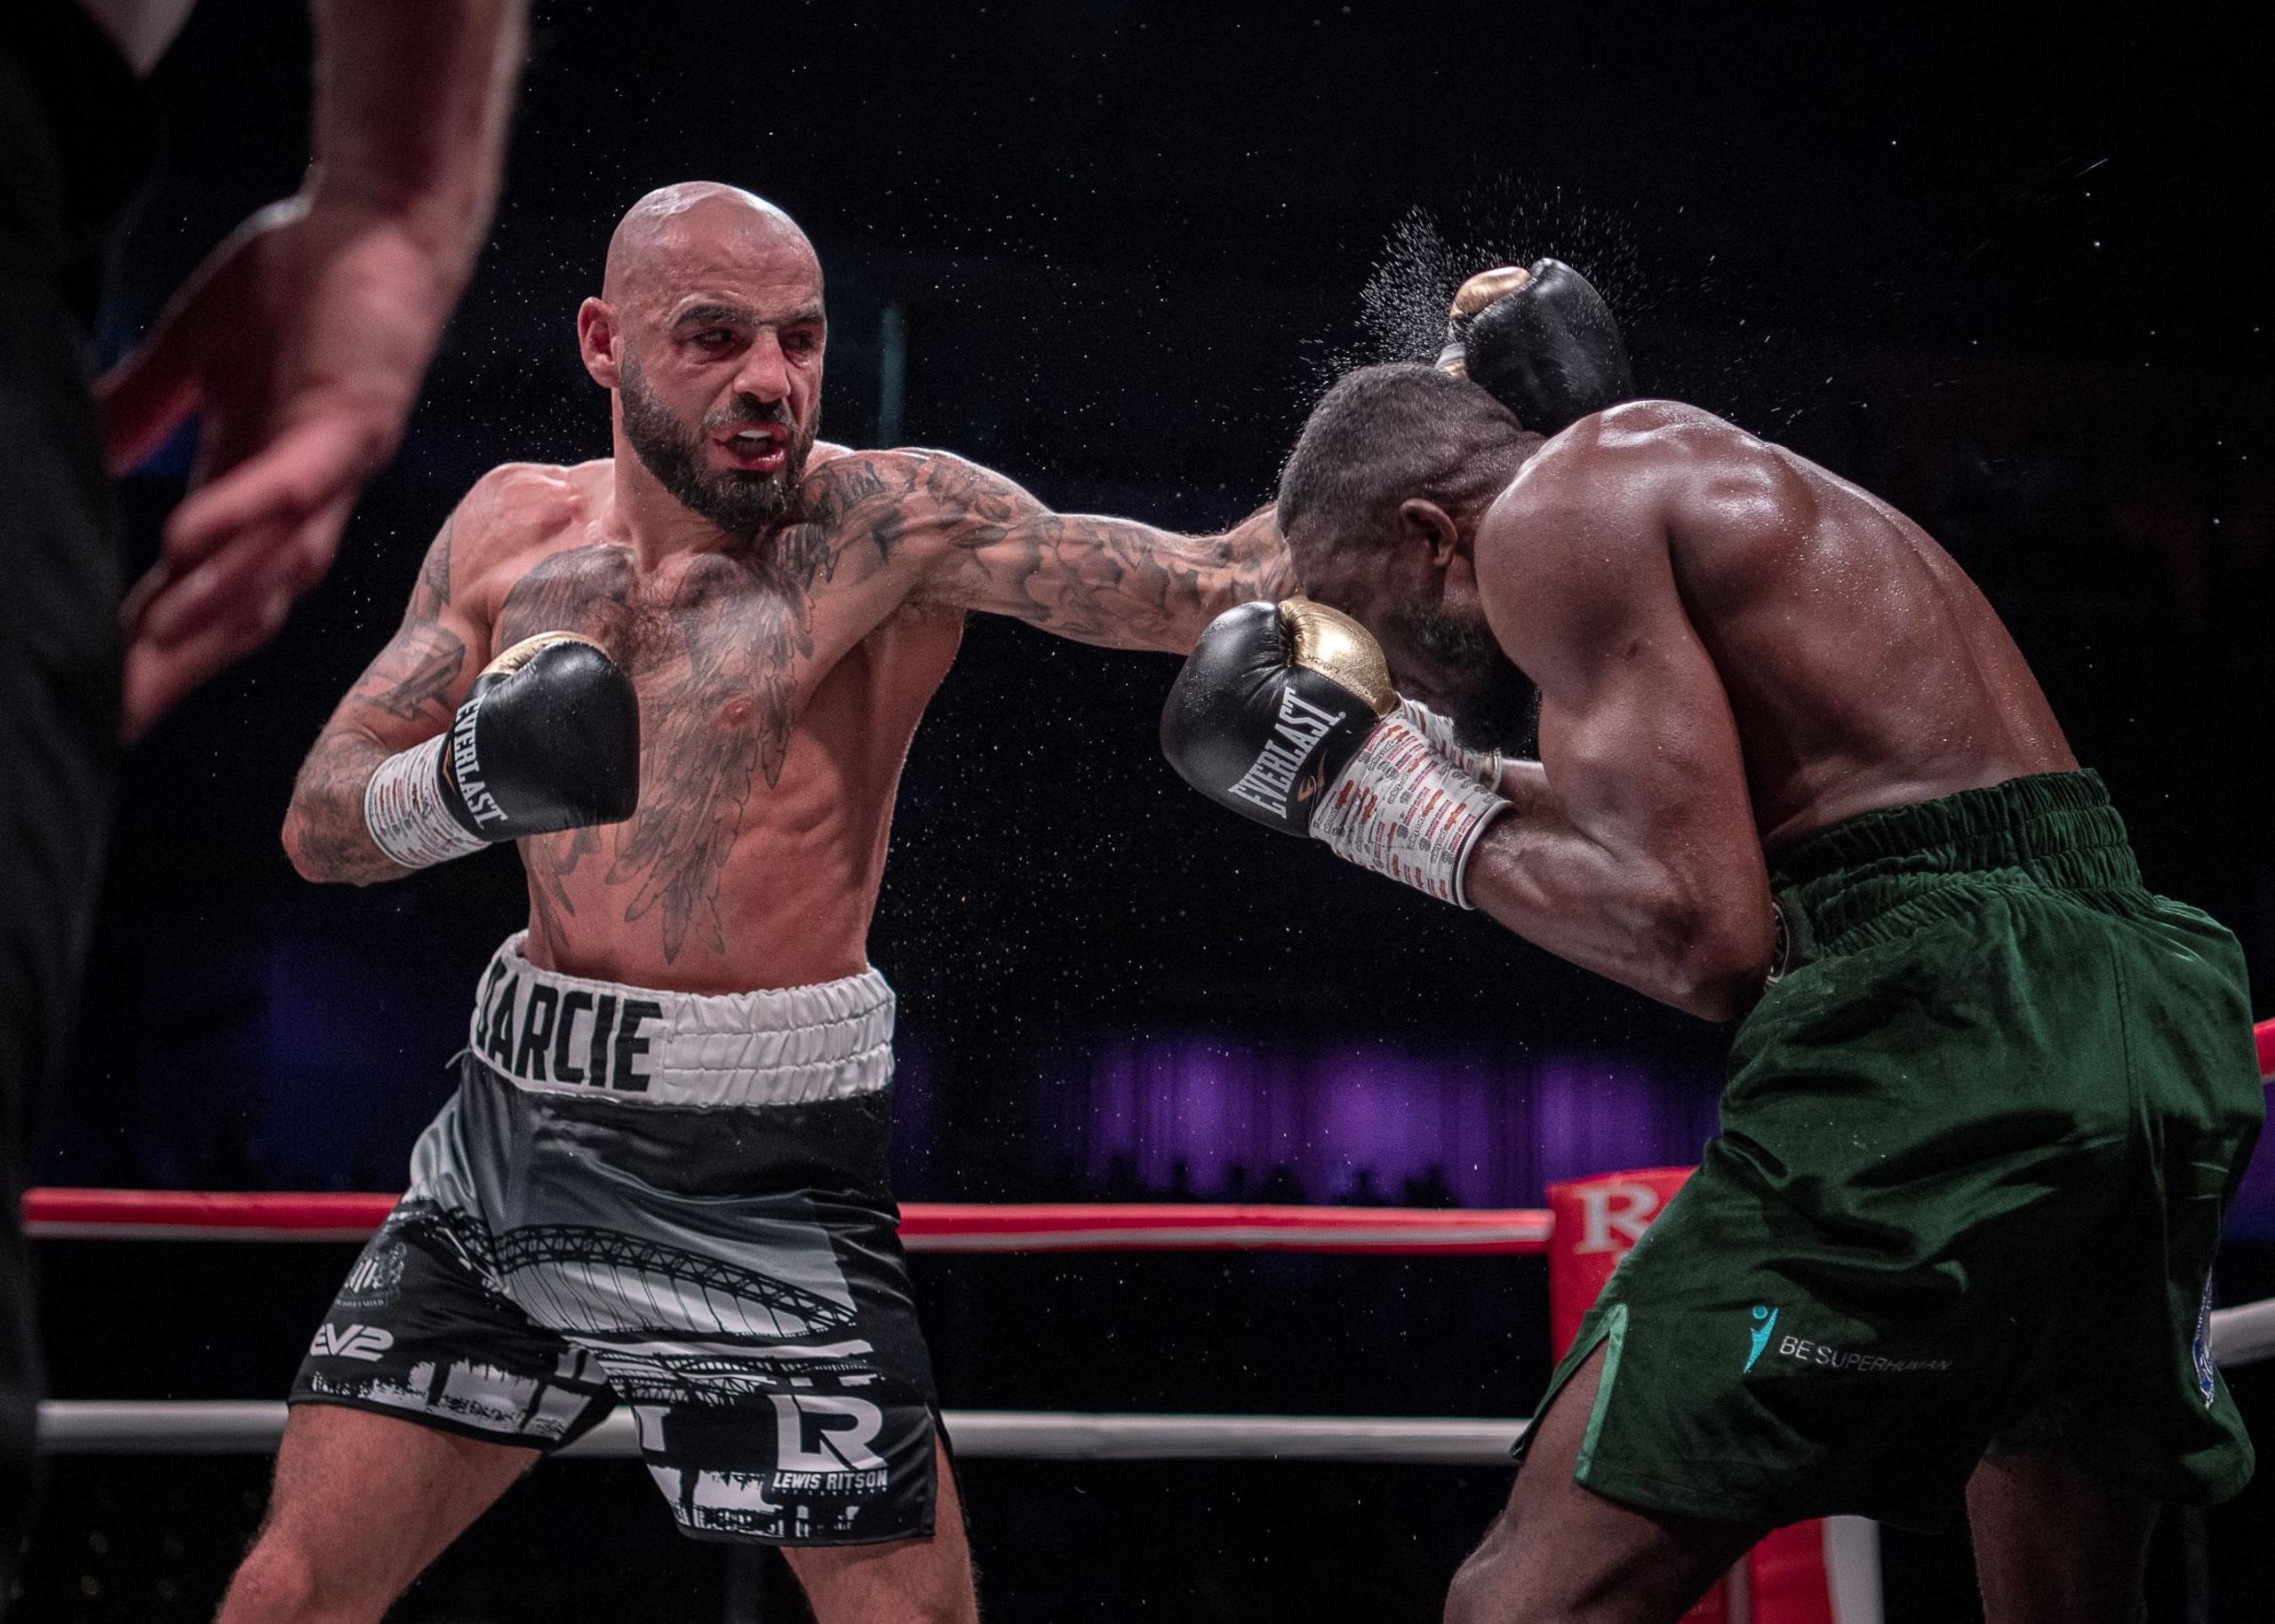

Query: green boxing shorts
[[1520, 770, 2263, 1531]]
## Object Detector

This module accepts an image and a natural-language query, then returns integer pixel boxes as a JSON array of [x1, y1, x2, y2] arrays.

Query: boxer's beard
[[619, 358, 817, 538], [1404, 605, 1538, 755]]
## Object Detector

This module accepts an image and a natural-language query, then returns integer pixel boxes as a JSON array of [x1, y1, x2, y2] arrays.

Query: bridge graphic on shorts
[[495, 1226, 858, 1341], [395, 1200, 857, 1342]]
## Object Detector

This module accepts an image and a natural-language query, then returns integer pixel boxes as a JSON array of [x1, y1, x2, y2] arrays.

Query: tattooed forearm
[[282, 508, 477, 885], [908, 454, 1295, 651], [363, 624, 468, 722], [1001, 502, 1293, 649], [283, 730, 410, 884], [283, 615, 470, 882]]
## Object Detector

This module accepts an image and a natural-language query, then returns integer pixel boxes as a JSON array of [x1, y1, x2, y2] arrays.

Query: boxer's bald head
[[602, 182, 820, 308], [1280, 364, 1540, 752], [579, 183, 826, 539]]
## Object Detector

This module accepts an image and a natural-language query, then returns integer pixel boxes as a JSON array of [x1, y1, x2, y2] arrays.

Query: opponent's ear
[[578, 298, 620, 389], [1398, 498, 1461, 567]]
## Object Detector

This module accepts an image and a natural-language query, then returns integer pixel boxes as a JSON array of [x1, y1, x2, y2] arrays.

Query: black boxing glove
[[1436, 258, 1633, 436], [363, 631, 641, 869], [1161, 599, 1507, 906]]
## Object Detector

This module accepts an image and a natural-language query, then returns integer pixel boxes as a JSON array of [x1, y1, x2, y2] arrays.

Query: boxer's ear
[[578, 298, 621, 390], [1397, 498, 1460, 568]]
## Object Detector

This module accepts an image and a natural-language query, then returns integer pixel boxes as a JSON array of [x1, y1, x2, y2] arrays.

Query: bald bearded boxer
[[1165, 294, 2262, 1620], [215, 183, 1290, 1624]]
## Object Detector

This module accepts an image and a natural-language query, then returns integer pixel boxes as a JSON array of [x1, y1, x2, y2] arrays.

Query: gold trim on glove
[[1438, 265, 1537, 378], [1450, 264, 1532, 319], [483, 630, 609, 680], [1280, 599, 1396, 718]]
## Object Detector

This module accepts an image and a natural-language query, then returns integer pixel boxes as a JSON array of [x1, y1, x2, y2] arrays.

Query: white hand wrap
[[1395, 697, 1503, 789], [1312, 713, 1510, 907], [363, 735, 484, 870]]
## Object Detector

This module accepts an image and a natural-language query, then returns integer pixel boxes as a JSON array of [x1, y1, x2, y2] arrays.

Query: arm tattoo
[[353, 515, 469, 727], [283, 514, 470, 884], [419, 514, 455, 607], [914, 455, 1294, 650], [286, 729, 409, 884], [362, 625, 467, 723]]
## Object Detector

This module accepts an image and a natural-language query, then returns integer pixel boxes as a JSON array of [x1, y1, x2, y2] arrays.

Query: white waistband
[[467, 934, 895, 1108]]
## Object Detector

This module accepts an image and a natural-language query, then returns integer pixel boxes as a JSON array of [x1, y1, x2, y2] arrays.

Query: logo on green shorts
[[1744, 1304, 1778, 1373]]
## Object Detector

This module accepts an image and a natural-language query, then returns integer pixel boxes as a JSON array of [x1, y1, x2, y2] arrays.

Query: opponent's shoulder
[[1503, 400, 1804, 530], [1476, 403, 1729, 646], [1525, 399, 1757, 473]]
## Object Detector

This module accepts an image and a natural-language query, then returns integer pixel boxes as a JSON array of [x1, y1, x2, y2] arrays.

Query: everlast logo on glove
[[1165, 601, 1505, 908], [369, 630, 637, 871], [451, 698, 509, 827], [1225, 688, 1349, 821]]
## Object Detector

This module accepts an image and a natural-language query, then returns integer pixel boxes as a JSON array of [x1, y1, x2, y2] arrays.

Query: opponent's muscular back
[[1483, 401, 2074, 854], [285, 441, 1289, 992]]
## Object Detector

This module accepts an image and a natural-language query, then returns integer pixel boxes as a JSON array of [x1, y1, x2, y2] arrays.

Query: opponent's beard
[[1405, 605, 1539, 756], [619, 358, 818, 538]]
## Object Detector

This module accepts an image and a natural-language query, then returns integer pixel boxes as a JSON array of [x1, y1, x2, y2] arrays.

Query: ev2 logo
[[310, 1324, 395, 1362]]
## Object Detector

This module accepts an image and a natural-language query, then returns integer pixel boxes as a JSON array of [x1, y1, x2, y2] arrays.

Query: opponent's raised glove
[[1161, 599, 1507, 906], [1436, 258, 1632, 436], [363, 631, 641, 869]]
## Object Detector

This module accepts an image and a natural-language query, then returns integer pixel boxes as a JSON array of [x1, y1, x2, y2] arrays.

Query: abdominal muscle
[[519, 785, 889, 993], [513, 614, 957, 996]]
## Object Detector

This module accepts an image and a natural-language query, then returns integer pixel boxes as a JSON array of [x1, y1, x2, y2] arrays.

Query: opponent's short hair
[[1277, 363, 1537, 569]]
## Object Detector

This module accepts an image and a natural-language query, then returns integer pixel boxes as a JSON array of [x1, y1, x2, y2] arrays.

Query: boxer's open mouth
[[717, 426, 787, 473]]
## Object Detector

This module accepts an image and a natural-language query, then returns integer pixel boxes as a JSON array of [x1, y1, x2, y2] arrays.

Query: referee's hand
[[99, 195, 459, 741]]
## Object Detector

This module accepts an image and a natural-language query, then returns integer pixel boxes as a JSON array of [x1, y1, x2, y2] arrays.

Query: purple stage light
[[1049, 1029, 1721, 1207]]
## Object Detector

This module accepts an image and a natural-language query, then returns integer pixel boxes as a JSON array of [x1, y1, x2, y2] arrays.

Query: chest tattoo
[[499, 492, 871, 963]]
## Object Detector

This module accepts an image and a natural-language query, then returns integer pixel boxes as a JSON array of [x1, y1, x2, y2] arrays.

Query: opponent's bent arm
[[1464, 413, 1776, 1019], [1464, 758, 1770, 1021], [906, 453, 1296, 651], [282, 510, 483, 884]]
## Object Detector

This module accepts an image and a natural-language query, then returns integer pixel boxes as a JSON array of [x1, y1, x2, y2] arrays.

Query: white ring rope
[[36, 1403, 1533, 1464], [27, 1185, 2273, 1461], [36, 1289, 2275, 1464], [2211, 1294, 2275, 1368]]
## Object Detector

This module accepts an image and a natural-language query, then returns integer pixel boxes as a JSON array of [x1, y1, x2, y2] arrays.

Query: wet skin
[[1303, 399, 2074, 1019], [282, 187, 1289, 991]]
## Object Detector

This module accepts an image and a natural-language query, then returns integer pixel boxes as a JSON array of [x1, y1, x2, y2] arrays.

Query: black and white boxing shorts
[[292, 934, 941, 1546]]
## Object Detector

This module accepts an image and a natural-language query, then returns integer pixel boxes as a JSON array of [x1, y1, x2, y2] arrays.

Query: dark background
[[29, 1, 2275, 1619]]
